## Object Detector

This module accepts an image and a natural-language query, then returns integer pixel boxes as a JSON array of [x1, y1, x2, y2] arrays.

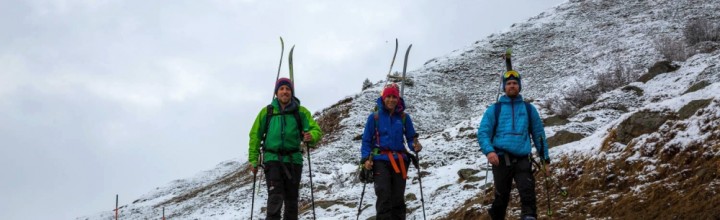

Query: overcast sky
[[0, 0, 565, 219]]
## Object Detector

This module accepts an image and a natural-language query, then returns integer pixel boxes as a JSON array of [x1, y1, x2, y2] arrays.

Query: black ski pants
[[489, 154, 537, 220], [264, 161, 303, 220], [373, 160, 409, 220]]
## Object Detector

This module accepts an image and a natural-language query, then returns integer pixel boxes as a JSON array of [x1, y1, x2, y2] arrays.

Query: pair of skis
[[271, 37, 296, 100], [383, 38, 413, 98]]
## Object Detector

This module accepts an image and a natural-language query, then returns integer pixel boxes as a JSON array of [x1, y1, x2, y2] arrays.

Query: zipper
[[280, 113, 286, 162], [511, 98, 516, 131]]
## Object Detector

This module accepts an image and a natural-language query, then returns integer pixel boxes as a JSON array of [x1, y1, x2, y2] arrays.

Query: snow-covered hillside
[[78, 0, 720, 219]]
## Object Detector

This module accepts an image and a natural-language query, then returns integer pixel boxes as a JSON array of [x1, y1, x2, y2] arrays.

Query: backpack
[[260, 105, 304, 153]]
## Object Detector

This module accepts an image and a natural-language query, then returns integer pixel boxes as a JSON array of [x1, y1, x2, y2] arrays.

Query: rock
[[457, 168, 481, 181], [622, 85, 644, 96], [638, 61, 680, 83], [683, 80, 711, 95], [544, 115, 570, 126], [677, 99, 713, 119], [547, 130, 585, 147], [616, 110, 675, 144], [405, 193, 417, 201]]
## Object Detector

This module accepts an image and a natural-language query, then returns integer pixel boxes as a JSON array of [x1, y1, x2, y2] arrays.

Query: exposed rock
[[616, 110, 676, 144], [622, 85, 644, 96], [547, 130, 585, 147], [677, 99, 713, 119], [544, 115, 570, 126], [457, 168, 481, 181], [406, 193, 417, 202], [638, 61, 680, 83], [683, 80, 711, 95]]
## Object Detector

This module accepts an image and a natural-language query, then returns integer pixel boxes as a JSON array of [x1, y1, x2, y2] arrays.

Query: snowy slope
[[77, 0, 720, 219]]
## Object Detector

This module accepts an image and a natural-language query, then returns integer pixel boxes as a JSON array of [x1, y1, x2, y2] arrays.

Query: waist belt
[[379, 150, 407, 180], [264, 148, 301, 179], [264, 148, 301, 155], [496, 149, 529, 167]]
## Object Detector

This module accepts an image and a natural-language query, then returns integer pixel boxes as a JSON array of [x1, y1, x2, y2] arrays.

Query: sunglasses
[[503, 70, 520, 79]]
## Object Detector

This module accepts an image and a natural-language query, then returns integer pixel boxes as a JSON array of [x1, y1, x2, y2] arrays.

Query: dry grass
[[445, 105, 720, 219], [155, 166, 251, 208], [314, 97, 353, 146]]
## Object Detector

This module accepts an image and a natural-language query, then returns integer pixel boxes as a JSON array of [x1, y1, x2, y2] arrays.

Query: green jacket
[[248, 98, 322, 167]]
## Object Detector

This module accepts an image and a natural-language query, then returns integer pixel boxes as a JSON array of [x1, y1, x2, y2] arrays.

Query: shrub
[[550, 62, 639, 117], [684, 18, 720, 46], [653, 36, 688, 61], [361, 78, 372, 91]]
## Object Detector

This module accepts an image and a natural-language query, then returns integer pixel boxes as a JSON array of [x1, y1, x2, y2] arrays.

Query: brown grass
[[445, 106, 720, 219], [155, 166, 252, 208], [314, 97, 353, 146]]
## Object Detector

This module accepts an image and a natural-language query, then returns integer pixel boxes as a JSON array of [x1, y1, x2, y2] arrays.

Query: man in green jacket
[[248, 77, 322, 220]]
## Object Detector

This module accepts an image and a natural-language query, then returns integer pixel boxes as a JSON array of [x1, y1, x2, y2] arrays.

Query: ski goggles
[[503, 70, 520, 79]]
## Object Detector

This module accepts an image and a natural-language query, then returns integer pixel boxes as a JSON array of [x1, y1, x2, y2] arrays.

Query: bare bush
[[543, 97, 576, 118], [563, 81, 599, 110], [594, 63, 639, 92], [552, 63, 640, 117], [654, 36, 688, 61], [684, 18, 720, 46]]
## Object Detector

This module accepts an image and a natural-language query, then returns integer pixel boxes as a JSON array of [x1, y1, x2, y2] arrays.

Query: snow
[[78, 0, 720, 219]]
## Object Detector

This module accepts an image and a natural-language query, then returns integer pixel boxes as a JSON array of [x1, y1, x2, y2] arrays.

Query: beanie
[[274, 77, 293, 95]]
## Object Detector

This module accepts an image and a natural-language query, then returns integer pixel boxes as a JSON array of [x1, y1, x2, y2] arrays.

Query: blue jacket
[[361, 97, 417, 162], [477, 95, 550, 161]]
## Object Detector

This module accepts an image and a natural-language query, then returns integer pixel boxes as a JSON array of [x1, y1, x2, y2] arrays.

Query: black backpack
[[260, 105, 304, 153]]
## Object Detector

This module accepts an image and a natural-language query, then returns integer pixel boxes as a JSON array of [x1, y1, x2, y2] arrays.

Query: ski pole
[[250, 151, 264, 219], [306, 143, 317, 219], [530, 137, 552, 216], [356, 180, 367, 220], [416, 152, 427, 220], [250, 169, 257, 219], [356, 156, 372, 220], [115, 194, 118, 220]]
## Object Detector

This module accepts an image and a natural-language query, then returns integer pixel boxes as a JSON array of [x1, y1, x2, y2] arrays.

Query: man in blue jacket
[[361, 84, 421, 220], [477, 70, 550, 220]]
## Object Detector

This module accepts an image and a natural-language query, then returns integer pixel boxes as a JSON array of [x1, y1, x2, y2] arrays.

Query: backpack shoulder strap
[[491, 102, 501, 142], [524, 101, 533, 134], [261, 105, 274, 151], [292, 109, 304, 142]]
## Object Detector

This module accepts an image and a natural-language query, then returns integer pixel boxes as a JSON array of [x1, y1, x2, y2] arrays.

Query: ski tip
[[505, 48, 512, 56]]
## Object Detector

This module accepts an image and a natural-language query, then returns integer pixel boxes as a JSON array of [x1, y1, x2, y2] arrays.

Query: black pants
[[373, 160, 408, 220], [264, 161, 303, 220], [489, 154, 537, 220]]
